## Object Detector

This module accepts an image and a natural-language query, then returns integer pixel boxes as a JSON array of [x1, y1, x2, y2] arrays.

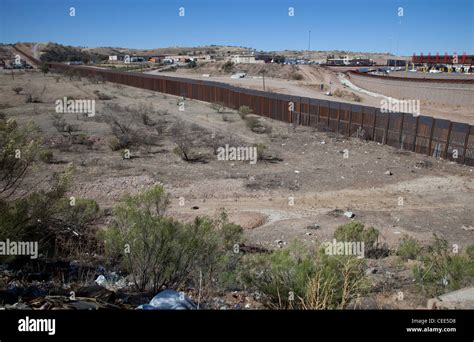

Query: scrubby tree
[[103, 185, 243, 292]]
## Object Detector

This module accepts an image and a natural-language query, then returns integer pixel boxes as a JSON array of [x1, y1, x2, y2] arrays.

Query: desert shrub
[[414, 236, 474, 297], [24, 85, 46, 103], [303, 253, 367, 309], [241, 241, 316, 309], [39, 150, 54, 164], [93, 90, 113, 100], [238, 105, 252, 119], [1, 160, 100, 259], [333, 89, 361, 102], [104, 104, 160, 149], [244, 116, 271, 134], [107, 136, 129, 151], [132, 103, 156, 126], [397, 235, 422, 261], [333, 222, 379, 254], [103, 186, 242, 292], [291, 72, 303, 80], [210, 103, 226, 113], [222, 61, 234, 73], [467, 244, 474, 260], [141, 113, 154, 126], [58, 198, 100, 229], [245, 116, 261, 130], [51, 112, 68, 132], [0, 119, 43, 198], [255, 143, 267, 161], [12, 86, 23, 95], [171, 120, 204, 162], [241, 241, 367, 309], [40, 63, 49, 75], [71, 133, 93, 147]]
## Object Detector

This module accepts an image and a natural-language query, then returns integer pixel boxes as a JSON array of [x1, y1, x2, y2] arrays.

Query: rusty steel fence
[[46, 61, 474, 166]]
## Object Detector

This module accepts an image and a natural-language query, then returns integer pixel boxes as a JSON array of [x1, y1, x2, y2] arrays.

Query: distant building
[[108, 55, 118, 61], [130, 56, 146, 62], [149, 55, 166, 63], [229, 55, 264, 64], [350, 58, 374, 66], [387, 59, 407, 67], [326, 55, 350, 66]]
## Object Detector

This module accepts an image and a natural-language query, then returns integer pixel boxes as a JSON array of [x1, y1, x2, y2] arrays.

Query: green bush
[[238, 105, 252, 119], [103, 186, 242, 292], [466, 244, 474, 260], [309, 252, 367, 309], [333, 222, 379, 252], [241, 241, 316, 309], [39, 150, 54, 164], [108, 136, 129, 151], [222, 61, 234, 73], [210, 103, 225, 113], [414, 236, 474, 297], [245, 116, 261, 130], [291, 72, 303, 80], [0, 164, 99, 259], [241, 241, 368, 309], [0, 118, 43, 198], [397, 235, 422, 261]]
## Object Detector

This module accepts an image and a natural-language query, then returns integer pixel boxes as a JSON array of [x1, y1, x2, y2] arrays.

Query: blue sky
[[1, 0, 472, 55]]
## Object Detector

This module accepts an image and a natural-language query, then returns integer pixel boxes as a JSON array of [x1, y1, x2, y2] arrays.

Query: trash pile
[[0, 260, 264, 310]]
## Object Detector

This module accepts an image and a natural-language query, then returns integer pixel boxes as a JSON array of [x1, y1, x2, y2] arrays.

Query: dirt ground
[[2, 69, 473, 308]]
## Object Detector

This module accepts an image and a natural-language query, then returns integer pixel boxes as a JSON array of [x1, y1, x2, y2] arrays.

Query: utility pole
[[308, 30, 311, 51], [262, 69, 266, 91]]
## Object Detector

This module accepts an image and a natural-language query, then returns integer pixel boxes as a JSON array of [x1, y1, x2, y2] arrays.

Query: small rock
[[385, 170, 392, 175], [365, 267, 377, 275], [294, 170, 300, 174], [274, 240, 285, 248], [306, 223, 320, 230], [191, 206, 199, 210]]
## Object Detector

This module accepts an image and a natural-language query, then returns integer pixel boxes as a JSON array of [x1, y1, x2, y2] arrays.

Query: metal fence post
[[462, 125, 471, 164], [413, 116, 420, 152], [444, 122, 453, 159], [428, 119, 436, 157], [399, 113, 405, 149]]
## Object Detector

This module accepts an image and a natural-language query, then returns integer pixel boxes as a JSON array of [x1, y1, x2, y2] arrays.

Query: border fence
[[25, 53, 471, 166]]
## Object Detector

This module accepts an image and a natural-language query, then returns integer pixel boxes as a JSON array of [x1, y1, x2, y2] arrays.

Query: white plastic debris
[[95, 275, 107, 286], [344, 211, 354, 218]]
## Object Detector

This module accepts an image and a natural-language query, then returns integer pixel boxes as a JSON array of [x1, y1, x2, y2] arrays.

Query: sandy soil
[[2, 69, 473, 252]]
